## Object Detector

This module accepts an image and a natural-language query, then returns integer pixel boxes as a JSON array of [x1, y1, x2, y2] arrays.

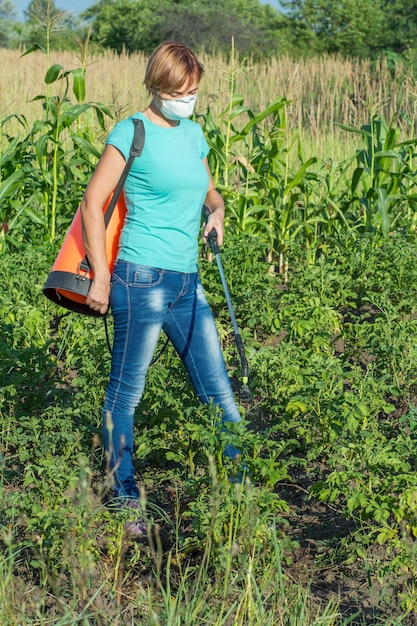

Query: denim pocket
[[111, 261, 164, 289], [130, 266, 164, 288]]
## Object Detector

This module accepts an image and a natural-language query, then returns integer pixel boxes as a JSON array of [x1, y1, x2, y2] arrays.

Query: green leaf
[[375, 187, 390, 238], [20, 44, 46, 57], [0, 170, 25, 201], [91, 103, 113, 130], [45, 64, 64, 85], [60, 104, 90, 128], [22, 206, 45, 226], [230, 98, 288, 143], [335, 122, 371, 137], [35, 135, 49, 169], [71, 68, 86, 103], [284, 157, 317, 195], [373, 150, 402, 159]]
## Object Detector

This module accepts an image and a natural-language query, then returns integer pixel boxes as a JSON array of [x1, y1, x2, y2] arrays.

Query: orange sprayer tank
[[43, 192, 127, 316]]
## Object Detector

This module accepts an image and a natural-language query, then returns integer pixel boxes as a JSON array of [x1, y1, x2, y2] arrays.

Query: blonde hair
[[144, 41, 204, 94]]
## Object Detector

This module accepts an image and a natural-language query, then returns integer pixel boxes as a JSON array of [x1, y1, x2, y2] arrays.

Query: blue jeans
[[103, 260, 242, 498]]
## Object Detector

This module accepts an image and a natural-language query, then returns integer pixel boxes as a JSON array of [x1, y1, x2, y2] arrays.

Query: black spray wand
[[203, 205, 253, 402]]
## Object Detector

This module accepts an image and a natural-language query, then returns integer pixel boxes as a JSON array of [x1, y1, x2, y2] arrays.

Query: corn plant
[[199, 52, 332, 276], [337, 113, 417, 237], [201, 92, 322, 275], [0, 17, 112, 249]]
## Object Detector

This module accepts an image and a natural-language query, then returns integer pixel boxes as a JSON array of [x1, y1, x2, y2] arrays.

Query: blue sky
[[14, 0, 282, 20], [14, 0, 94, 18]]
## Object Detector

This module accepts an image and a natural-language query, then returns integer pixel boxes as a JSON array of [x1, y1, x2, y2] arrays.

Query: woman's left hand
[[203, 208, 224, 246], [203, 159, 225, 246]]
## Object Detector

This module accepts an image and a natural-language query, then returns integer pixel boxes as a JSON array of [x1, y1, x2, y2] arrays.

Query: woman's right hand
[[80, 144, 126, 315], [86, 273, 111, 315]]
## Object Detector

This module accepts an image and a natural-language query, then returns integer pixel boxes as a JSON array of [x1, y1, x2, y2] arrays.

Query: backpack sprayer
[[42, 119, 252, 403], [203, 205, 253, 403], [43, 119, 145, 315]]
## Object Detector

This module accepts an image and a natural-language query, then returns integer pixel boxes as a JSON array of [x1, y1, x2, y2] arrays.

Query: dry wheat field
[[2, 47, 417, 159]]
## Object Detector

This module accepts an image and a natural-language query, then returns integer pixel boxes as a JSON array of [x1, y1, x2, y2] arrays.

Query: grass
[[0, 455, 357, 625]]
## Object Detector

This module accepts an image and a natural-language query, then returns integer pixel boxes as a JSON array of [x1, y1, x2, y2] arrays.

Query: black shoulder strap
[[80, 118, 145, 272], [103, 118, 145, 228]]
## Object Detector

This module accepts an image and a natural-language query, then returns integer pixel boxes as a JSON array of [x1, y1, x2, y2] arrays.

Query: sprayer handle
[[202, 205, 220, 254]]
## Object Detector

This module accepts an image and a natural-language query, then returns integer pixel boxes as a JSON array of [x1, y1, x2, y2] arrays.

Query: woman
[[80, 41, 243, 533]]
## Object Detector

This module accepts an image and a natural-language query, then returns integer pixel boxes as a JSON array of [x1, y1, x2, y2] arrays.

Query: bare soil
[[277, 469, 415, 625]]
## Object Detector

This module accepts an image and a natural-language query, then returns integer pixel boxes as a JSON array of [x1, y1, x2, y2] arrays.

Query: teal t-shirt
[[106, 112, 210, 273]]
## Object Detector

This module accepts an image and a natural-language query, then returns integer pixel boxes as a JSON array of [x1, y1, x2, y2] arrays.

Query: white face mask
[[157, 94, 197, 121]]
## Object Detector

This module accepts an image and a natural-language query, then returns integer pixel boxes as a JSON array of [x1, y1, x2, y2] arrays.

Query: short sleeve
[[198, 126, 209, 159], [106, 117, 136, 161]]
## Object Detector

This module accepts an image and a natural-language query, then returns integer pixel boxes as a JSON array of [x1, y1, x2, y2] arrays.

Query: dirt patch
[[276, 471, 414, 625]]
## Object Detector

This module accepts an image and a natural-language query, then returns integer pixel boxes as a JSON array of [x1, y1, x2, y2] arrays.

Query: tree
[[381, 0, 417, 56], [0, 0, 15, 19], [0, 0, 18, 47], [280, 0, 387, 58], [83, 0, 283, 58], [156, 0, 282, 58], [82, 0, 166, 54]]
